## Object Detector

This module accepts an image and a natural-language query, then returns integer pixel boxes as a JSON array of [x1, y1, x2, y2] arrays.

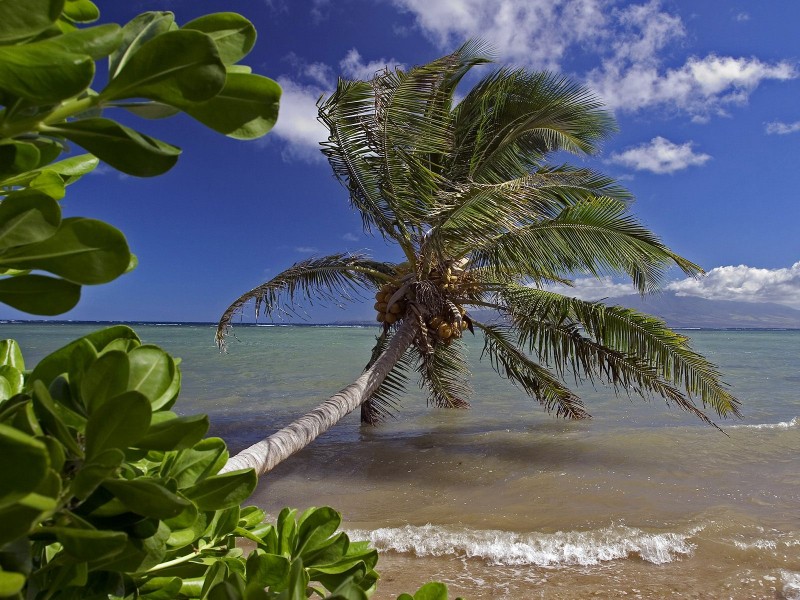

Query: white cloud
[[342, 233, 359, 242], [588, 54, 796, 118], [734, 12, 750, 22], [667, 263, 800, 309], [766, 120, 800, 135], [392, 0, 796, 120], [269, 77, 328, 161], [392, 0, 606, 71], [542, 276, 638, 300], [609, 136, 711, 174], [294, 246, 320, 253], [339, 49, 405, 80]]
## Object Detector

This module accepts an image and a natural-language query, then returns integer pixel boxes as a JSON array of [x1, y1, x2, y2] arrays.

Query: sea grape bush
[[0, 1, 459, 598], [0, 327, 383, 599], [0, 0, 281, 316]]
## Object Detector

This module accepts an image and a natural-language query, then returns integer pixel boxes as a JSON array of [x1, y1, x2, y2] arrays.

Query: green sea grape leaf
[[182, 13, 256, 65], [101, 29, 225, 107], [2, 154, 99, 190], [246, 549, 289, 588], [46, 24, 122, 60], [0, 423, 49, 508], [63, 0, 100, 23], [115, 101, 181, 119], [0, 569, 25, 597], [140, 576, 182, 600], [167, 438, 229, 488], [85, 391, 152, 458], [285, 559, 309, 600], [0, 192, 61, 249], [297, 507, 342, 556], [71, 448, 124, 501], [183, 469, 257, 511], [45, 118, 181, 177], [136, 412, 209, 450], [26, 170, 67, 200], [0, 499, 52, 546], [0, 217, 131, 285], [81, 350, 130, 413], [30, 326, 140, 387], [127, 345, 181, 410], [238, 506, 266, 529], [408, 582, 449, 600], [48, 527, 127, 561], [277, 507, 298, 556], [109, 11, 176, 79], [0, 44, 93, 103], [0, 340, 24, 370], [30, 381, 83, 456], [0, 0, 64, 43], [185, 73, 281, 139], [0, 275, 80, 315], [0, 141, 40, 177], [102, 478, 190, 519]]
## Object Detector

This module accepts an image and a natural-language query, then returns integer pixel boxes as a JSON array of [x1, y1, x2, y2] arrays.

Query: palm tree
[[217, 42, 740, 475]]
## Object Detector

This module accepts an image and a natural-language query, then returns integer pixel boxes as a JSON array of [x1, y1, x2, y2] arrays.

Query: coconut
[[438, 323, 452, 339], [389, 302, 403, 314], [377, 313, 385, 322], [385, 313, 398, 324]]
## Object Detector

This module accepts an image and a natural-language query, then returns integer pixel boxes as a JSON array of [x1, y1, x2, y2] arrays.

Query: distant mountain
[[607, 292, 800, 329]]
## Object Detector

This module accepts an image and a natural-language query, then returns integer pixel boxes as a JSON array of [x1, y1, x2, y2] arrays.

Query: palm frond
[[428, 166, 632, 258], [318, 80, 398, 238], [470, 197, 701, 292], [216, 253, 394, 347], [449, 69, 616, 183], [498, 285, 741, 420], [360, 330, 417, 424], [475, 321, 588, 419], [417, 341, 472, 409]]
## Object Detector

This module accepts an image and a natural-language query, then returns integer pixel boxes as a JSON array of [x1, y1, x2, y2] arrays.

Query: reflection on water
[[3, 324, 799, 598]]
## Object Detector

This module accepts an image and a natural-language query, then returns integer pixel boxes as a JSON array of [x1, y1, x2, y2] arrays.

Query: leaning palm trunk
[[221, 319, 417, 475]]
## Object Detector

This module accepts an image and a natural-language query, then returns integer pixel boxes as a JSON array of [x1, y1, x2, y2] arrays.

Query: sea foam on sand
[[347, 523, 696, 566]]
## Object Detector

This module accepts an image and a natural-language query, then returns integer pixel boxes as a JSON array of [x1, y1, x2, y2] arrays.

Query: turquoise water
[[4, 323, 800, 599]]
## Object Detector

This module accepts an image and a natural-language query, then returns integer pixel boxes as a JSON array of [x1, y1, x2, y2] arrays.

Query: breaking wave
[[730, 416, 798, 429], [347, 523, 696, 566]]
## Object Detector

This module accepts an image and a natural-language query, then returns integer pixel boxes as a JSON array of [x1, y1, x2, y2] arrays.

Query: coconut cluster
[[374, 282, 408, 324], [424, 309, 467, 345]]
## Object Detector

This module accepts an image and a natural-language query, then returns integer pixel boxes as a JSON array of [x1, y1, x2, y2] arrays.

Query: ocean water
[[3, 323, 800, 599]]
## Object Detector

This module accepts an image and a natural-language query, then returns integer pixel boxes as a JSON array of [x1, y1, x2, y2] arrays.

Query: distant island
[[604, 292, 800, 329]]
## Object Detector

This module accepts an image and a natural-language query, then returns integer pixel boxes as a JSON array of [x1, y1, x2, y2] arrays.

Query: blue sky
[[3, 0, 799, 323]]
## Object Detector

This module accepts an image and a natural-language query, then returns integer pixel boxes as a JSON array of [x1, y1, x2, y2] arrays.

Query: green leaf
[[29, 325, 139, 387], [136, 412, 209, 451], [30, 381, 83, 456], [140, 576, 182, 600], [404, 583, 449, 600], [63, 0, 99, 23], [167, 437, 229, 488], [115, 101, 181, 119], [0, 274, 79, 315], [182, 13, 256, 65], [285, 558, 309, 600], [102, 478, 190, 519], [26, 170, 67, 199], [0, 44, 92, 103], [71, 448, 124, 501], [0, 497, 54, 545], [48, 526, 128, 561], [45, 118, 181, 177], [185, 73, 280, 139], [84, 391, 152, 458], [0, 140, 40, 178], [183, 469, 257, 511], [80, 350, 130, 413], [101, 29, 225, 107], [0, 196, 64, 245], [0, 339, 24, 370], [127, 345, 181, 410], [0, 0, 64, 43], [46, 24, 122, 61], [0, 217, 131, 284], [1, 154, 99, 190], [0, 569, 25, 597], [0, 423, 49, 508], [246, 550, 289, 588], [109, 11, 176, 79], [297, 507, 342, 556]]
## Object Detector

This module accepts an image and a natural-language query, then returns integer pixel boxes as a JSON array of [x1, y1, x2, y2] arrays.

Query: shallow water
[[3, 323, 799, 599]]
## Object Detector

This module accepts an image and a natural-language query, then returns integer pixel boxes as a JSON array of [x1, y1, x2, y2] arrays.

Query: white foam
[[782, 570, 800, 600], [730, 416, 798, 430], [347, 523, 695, 566]]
